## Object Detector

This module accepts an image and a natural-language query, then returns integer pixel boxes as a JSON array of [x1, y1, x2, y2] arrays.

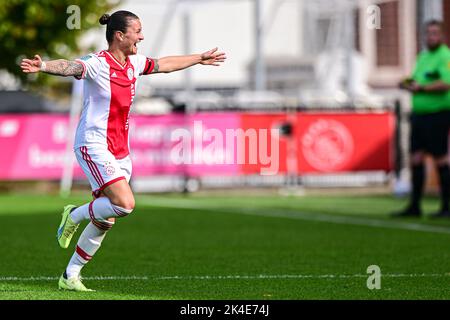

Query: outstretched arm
[[417, 81, 450, 92], [21, 54, 83, 77], [403, 80, 450, 93], [154, 47, 226, 74]]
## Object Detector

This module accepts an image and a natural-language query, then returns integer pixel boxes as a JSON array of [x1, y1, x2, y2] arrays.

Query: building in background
[[3, 0, 449, 192], [68, 0, 446, 111], [2, 0, 448, 111]]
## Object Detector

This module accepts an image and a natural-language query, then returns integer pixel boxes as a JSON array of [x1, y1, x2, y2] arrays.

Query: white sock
[[70, 203, 90, 224], [70, 197, 133, 224], [65, 222, 110, 279]]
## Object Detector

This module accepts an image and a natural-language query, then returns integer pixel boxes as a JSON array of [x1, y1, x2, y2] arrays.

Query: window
[[375, 0, 400, 66]]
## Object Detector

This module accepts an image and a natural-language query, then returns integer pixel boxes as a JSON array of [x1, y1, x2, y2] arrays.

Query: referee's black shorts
[[410, 110, 450, 157]]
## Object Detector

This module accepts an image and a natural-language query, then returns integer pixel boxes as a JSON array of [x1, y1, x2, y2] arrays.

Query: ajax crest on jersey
[[127, 68, 134, 80], [104, 161, 116, 176]]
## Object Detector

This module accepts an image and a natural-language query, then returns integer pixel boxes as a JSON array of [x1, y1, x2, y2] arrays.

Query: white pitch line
[[0, 276, 148, 281], [153, 273, 450, 280], [140, 198, 450, 235], [0, 273, 449, 282]]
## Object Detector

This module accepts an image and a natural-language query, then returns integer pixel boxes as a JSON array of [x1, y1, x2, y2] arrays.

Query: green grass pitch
[[0, 192, 449, 300]]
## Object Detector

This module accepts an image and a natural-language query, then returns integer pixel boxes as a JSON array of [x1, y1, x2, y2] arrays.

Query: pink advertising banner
[[0, 114, 73, 179], [0, 113, 241, 180], [0, 112, 394, 180], [129, 113, 240, 176]]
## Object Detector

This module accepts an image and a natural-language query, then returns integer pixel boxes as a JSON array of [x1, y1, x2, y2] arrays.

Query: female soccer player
[[21, 10, 226, 292]]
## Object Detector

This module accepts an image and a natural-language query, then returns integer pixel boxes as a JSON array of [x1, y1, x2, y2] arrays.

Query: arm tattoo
[[43, 59, 83, 77], [151, 59, 159, 73]]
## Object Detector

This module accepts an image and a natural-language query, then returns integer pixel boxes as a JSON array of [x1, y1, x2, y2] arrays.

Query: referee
[[396, 20, 450, 218]]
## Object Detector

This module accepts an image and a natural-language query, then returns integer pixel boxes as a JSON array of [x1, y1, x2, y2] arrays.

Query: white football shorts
[[75, 145, 132, 198]]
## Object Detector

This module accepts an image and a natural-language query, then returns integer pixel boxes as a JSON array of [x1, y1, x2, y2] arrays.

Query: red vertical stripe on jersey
[[104, 53, 136, 159]]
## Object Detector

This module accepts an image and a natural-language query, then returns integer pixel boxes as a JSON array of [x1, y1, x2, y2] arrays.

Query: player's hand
[[199, 47, 226, 66], [399, 78, 413, 90], [409, 82, 423, 93], [399, 79, 420, 92], [20, 55, 43, 73]]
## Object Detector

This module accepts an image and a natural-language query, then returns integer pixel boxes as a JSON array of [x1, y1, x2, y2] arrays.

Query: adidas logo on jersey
[[111, 72, 118, 78]]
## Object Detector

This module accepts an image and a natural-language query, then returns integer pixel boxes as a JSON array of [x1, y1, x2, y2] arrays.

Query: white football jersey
[[74, 50, 155, 159]]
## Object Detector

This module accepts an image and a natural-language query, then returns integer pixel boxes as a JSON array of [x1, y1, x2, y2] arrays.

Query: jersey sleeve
[[134, 54, 156, 76], [74, 54, 101, 80], [438, 54, 450, 84], [411, 53, 423, 80]]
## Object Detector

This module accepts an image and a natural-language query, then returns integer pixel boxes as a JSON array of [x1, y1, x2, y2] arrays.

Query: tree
[[0, 0, 119, 85]]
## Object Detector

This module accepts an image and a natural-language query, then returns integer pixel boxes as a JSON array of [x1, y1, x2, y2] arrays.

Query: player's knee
[[94, 217, 115, 231], [111, 203, 134, 218], [109, 194, 134, 217], [111, 195, 135, 211]]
